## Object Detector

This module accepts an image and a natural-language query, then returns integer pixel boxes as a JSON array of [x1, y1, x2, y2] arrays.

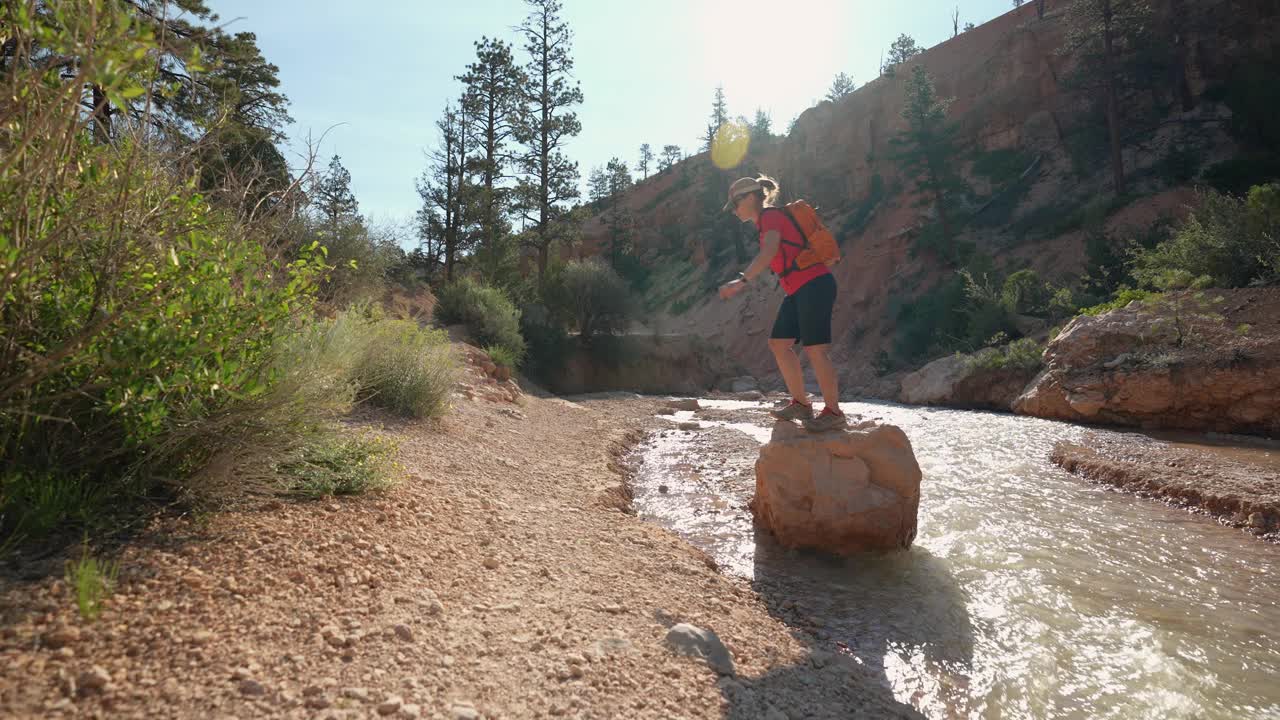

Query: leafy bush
[[0, 4, 400, 542], [1079, 287, 1159, 316], [518, 304, 575, 383], [485, 344, 519, 371], [316, 218, 406, 306], [1203, 155, 1280, 197], [891, 274, 970, 364], [1131, 185, 1280, 289], [434, 277, 526, 361], [1000, 269, 1051, 316], [552, 258, 637, 339], [966, 338, 1044, 372]]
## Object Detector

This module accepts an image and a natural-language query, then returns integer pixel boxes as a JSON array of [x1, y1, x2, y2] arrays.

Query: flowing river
[[628, 399, 1280, 720]]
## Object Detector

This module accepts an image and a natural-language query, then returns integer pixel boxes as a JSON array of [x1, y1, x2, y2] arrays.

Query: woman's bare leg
[[803, 343, 841, 413], [769, 338, 808, 403]]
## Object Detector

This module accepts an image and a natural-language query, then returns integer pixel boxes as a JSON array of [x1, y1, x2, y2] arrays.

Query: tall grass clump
[[330, 306, 457, 418], [66, 543, 120, 620]]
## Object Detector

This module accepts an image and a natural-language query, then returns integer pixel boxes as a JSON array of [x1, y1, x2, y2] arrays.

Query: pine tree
[[710, 85, 728, 129], [416, 104, 480, 281], [458, 37, 526, 261], [515, 0, 584, 279], [883, 34, 922, 76], [703, 85, 729, 150], [658, 144, 682, 172], [638, 143, 653, 179], [315, 155, 359, 227], [588, 166, 609, 203], [605, 158, 632, 197], [826, 72, 856, 102], [890, 66, 964, 254], [751, 109, 772, 140], [1060, 0, 1160, 196], [34, 2, 293, 208]]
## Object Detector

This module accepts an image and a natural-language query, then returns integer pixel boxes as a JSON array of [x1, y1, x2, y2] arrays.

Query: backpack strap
[[764, 207, 807, 248], [762, 207, 807, 277]]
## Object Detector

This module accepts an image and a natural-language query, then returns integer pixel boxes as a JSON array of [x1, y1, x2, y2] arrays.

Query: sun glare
[[695, 0, 846, 98]]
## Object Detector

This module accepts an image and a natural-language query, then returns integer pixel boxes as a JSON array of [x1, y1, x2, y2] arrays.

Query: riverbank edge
[[1051, 442, 1280, 543]]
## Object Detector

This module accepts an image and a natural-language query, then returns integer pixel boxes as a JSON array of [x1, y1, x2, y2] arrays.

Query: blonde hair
[[756, 174, 781, 207]]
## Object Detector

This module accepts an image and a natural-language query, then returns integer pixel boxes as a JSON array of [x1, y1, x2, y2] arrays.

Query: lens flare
[[711, 120, 751, 170]]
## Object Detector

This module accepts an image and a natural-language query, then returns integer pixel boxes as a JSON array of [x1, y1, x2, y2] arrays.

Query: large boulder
[[751, 420, 921, 555], [900, 353, 971, 405], [900, 349, 1039, 411], [1013, 289, 1280, 436]]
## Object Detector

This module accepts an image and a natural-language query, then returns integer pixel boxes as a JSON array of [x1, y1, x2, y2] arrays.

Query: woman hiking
[[717, 175, 846, 432]]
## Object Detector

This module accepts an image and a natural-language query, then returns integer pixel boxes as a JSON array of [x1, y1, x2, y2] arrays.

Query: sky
[[207, 0, 1016, 229]]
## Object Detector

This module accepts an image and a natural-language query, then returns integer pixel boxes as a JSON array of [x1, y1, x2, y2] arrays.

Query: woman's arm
[[719, 229, 779, 299], [743, 229, 780, 281]]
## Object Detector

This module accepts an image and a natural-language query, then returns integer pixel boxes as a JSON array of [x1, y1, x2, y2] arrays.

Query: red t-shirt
[[759, 208, 830, 295]]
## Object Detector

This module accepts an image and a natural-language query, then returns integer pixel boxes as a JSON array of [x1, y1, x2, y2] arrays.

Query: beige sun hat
[[722, 177, 763, 212]]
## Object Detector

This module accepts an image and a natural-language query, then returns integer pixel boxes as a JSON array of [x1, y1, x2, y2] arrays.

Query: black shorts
[[770, 273, 836, 346]]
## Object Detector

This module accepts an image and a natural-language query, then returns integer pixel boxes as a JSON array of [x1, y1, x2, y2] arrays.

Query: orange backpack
[[769, 200, 841, 276]]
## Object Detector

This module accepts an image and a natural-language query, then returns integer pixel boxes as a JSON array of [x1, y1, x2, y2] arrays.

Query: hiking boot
[[769, 400, 813, 422], [802, 408, 847, 433]]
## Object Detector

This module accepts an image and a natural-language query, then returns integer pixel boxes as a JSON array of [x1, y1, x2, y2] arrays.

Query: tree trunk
[[486, 99, 497, 257], [934, 186, 953, 246], [444, 119, 457, 283], [1102, 0, 1126, 195], [1167, 0, 1196, 111], [90, 83, 111, 143]]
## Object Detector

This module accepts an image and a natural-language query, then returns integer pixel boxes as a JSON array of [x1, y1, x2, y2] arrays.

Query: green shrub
[[485, 344, 518, 371], [518, 304, 575, 383], [1131, 185, 1280, 289], [1203, 156, 1280, 197], [967, 338, 1044, 372], [1000, 269, 1051, 315], [316, 218, 405, 306], [0, 4, 397, 543], [1079, 287, 1159, 316], [552, 258, 637, 339], [434, 277, 526, 361]]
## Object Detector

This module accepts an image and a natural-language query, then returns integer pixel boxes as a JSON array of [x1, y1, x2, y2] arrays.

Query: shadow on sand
[[719, 529, 975, 719]]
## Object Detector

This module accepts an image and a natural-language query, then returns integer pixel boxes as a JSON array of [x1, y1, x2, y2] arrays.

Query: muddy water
[[630, 400, 1280, 720]]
